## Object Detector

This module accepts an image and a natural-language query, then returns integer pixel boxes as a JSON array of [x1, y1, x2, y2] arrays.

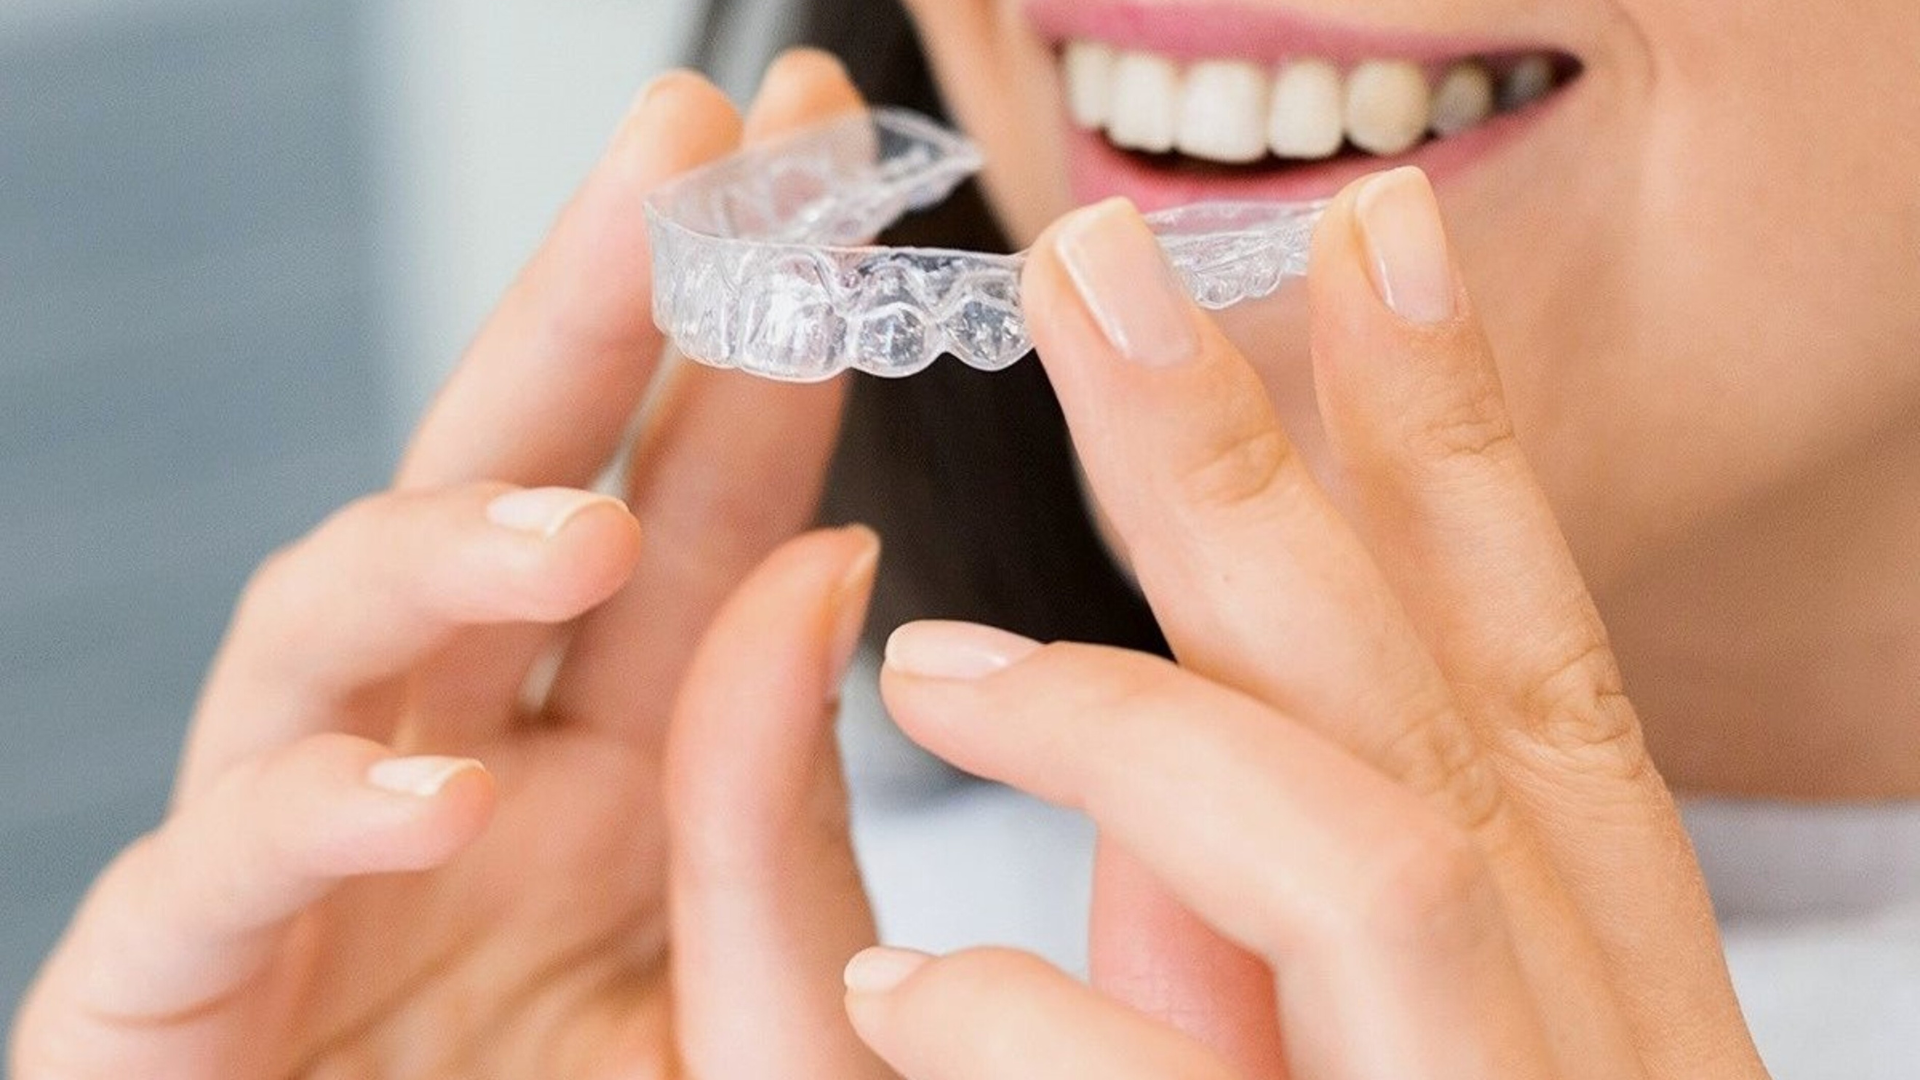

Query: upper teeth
[[1268, 60, 1344, 159], [1344, 59, 1431, 156], [1430, 63, 1497, 137], [1063, 41, 1560, 164], [1180, 60, 1272, 163]]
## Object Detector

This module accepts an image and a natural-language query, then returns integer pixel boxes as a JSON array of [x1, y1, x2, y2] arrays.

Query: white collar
[[1681, 796, 1920, 922]]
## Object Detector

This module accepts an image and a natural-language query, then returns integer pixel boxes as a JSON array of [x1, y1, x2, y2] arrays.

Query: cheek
[[900, 0, 1076, 243], [1602, 2, 1920, 527]]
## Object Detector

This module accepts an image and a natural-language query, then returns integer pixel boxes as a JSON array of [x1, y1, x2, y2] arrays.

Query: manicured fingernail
[[884, 621, 1041, 680], [826, 526, 883, 695], [1054, 198, 1201, 367], [367, 756, 485, 798], [1354, 167, 1458, 325], [844, 947, 932, 995], [485, 488, 625, 539]]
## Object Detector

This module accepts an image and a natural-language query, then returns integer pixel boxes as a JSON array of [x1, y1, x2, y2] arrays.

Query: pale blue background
[[0, 0, 716, 1019]]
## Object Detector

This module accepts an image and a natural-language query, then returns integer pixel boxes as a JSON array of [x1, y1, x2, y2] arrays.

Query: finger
[[395, 72, 742, 490], [842, 946, 1243, 1080], [183, 485, 640, 797], [1025, 199, 1643, 1078], [390, 73, 739, 735], [547, 48, 864, 742], [666, 526, 888, 1080], [1305, 168, 1753, 1073], [1023, 197, 1499, 828], [881, 627, 1563, 1080], [739, 46, 867, 141], [1022, 197, 1499, 1071], [14, 735, 492, 1078], [1088, 854, 1287, 1077]]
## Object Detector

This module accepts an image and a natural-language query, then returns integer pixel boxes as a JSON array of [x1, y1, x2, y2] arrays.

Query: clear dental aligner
[[646, 108, 1325, 383]]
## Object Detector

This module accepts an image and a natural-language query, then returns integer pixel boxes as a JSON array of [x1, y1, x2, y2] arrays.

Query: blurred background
[[0, 0, 791, 1013]]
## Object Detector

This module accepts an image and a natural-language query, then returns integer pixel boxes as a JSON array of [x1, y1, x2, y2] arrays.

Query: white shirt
[[839, 658, 1920, 1078]]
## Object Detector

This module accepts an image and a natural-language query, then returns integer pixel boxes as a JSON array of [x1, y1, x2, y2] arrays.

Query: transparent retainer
[[646, 108, 1324, 383]]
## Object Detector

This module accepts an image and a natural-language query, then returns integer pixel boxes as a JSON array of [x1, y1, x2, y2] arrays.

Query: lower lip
[[1065, 85, 1574, 210]]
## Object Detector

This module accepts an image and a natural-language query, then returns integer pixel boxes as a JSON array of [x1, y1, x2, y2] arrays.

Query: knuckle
[[228, 548, 324, 665], [1405, 362, 1518, 469], [1513, 637, 1652, 784], [236, 539, 306, 619], [1171, 418, 1301, 516], [315, 490, 392, 541], [235, 494, 387, 628], [1382, 705, 1508, 837]]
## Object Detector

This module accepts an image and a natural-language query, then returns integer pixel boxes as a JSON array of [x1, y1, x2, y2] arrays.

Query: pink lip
[[1028, 0, 1583, 210], [1065, 89, 1573, 211], [1024, 0, 1554, 64]]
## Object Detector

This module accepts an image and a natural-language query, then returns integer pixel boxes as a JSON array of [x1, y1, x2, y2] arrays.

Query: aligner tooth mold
[[646, 107, 1325, 383]]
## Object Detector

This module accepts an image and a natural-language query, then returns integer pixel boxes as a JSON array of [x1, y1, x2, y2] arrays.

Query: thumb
[[664, 525, 892, 1080]]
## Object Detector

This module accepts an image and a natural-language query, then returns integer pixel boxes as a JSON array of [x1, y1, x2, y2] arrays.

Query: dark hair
[[697, 0, 1167, 656]]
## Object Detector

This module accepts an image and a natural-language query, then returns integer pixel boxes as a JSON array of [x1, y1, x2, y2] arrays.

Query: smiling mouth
[[1028, 1, 1581, 184], [1065, 44, 1578, 168]]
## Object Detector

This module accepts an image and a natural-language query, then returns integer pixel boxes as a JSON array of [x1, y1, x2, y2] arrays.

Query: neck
[[1601, 436, 1920, 801]]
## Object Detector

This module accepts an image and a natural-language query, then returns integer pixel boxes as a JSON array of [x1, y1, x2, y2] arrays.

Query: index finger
[[1020, 199, 1641, 1079], [395, 73, 743, 490], [1022, 199, 1498, 827], [879, 635, 1562, 1080]]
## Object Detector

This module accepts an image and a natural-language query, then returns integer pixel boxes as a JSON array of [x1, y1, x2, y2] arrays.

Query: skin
[[852, 182, 1771, 1076], [898, 0, 1920, 799], [11, 0, 1917, 1071], [866, 4, 1916, 1068], [10, 54, 895, 1080]]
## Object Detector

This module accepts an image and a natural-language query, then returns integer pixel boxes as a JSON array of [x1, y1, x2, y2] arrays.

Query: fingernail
[[1054, 198, 1200, 367], [486, 488, 625, 539], [1354, 167, 1458, 325], [612, 69, 700, 151], [765, 46, 852, 89], [844, 946, 932, 995], [826, 526, 883, 696], [884, 621, 1041, 680], [367, 756, 485, 798], [629, 68, 696, 121]]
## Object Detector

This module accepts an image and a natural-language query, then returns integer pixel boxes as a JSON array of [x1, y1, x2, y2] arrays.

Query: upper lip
[[1023, 0, 1565, 65]]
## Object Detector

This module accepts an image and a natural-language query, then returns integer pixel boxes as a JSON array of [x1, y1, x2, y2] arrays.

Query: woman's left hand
[[850, 170, 1771, 1080]]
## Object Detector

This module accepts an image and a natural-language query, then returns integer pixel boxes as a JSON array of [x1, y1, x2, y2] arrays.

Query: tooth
[[1345, 60, 1431, 156], [1499, 55, 1555, 111], [1107, 51, 1181, 153], [1177, 60, 1271, 163], [1064, 42, 1115, 130], [1430, 63, 1494, 136], [1268, 59, 1345, 160]]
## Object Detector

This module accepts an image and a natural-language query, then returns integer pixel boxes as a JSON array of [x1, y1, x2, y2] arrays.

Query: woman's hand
[[857, 171, 1771, 1079], [9, 52, 893, 1080]]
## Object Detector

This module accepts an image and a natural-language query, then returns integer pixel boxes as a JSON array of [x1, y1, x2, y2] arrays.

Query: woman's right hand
[[9, 51, 893, 1080]]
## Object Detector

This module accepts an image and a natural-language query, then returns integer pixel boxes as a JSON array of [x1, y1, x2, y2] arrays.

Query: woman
[[10, 0, 1918, 1074]]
